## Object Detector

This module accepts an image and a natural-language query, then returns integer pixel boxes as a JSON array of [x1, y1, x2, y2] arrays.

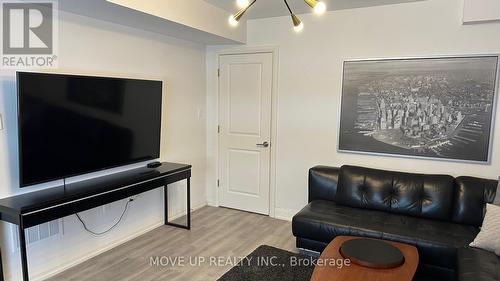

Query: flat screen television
[[17, 72, 163, 187]]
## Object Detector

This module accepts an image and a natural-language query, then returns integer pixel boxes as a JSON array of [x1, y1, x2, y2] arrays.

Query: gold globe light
[[304, 0, 326, 14], [228, 15, 239, 26], [229, 0, 325, 32], [314, 1, 326, 14], [236, 0, 250, 8], [291, 14, 304, 32], [228, 0, 256, 27]]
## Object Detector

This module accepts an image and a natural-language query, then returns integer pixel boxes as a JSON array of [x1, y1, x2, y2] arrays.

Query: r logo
[[2, 2, 53, 54]]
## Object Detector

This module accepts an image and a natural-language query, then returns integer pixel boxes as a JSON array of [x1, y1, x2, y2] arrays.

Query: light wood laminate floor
[[48, 206, 296, 281]]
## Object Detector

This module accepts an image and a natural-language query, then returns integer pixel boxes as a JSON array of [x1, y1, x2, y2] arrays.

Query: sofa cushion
[[292, 200, 479, 269], [470, 204, 500, 255], [452, 176, 499, 227], [335, 165, 455, 221], [309, 166, 340, 202], [457, 247, 500, 281]]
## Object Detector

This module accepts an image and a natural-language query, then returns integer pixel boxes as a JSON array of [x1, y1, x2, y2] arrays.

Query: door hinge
[[217, 125, 221, 133], [217, 179, 220, 187], [217, 68, 220, 77]]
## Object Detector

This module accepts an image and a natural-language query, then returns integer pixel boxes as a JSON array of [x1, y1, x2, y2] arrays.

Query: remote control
[[147, 161, 162, 168]]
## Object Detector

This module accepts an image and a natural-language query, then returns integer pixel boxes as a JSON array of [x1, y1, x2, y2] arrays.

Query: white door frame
[[213, 46, 279, 218]]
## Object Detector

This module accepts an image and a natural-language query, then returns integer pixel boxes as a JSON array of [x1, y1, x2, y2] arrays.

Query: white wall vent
[[10, 219, 63, 252], [25, 220, 61, 244]]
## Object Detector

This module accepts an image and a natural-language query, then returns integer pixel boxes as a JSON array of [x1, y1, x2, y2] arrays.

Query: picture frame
[[338, 55, 500, 163]]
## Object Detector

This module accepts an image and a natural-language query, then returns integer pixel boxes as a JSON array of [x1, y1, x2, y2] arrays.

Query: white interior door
[[218, 52, 273, 215]]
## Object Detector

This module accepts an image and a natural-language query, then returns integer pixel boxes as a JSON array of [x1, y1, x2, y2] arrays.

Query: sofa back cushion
[[452, 176, 498, 227], [335, 165, 455, 221], [309, 166, 340, 202]]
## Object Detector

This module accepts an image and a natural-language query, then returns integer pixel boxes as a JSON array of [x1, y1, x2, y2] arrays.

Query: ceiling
[[56, 0, 243, 44], [204, 0, 424, 19]]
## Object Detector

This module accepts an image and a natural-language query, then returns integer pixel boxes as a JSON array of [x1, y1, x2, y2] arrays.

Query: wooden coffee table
[[310, 236, 419, 281]]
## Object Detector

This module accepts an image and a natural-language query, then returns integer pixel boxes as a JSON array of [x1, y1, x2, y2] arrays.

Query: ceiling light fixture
[[229, 0, 256, 26], [236, 0, 250, 8], [291, 14, 304, 32], [283, 0, 303, 33], [304, 0, 326, 15], [228, 0, 326, 32]]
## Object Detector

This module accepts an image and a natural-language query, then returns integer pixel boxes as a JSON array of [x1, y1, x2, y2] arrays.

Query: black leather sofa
[[292, 165, 499, 281], [457, 247, 500, 281]]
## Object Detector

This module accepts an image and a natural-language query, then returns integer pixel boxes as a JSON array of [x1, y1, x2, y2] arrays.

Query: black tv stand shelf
[[0, 162, 191, 281]]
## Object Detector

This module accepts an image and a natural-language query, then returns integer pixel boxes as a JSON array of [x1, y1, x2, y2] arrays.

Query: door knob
[[257, 141, 270, 148]]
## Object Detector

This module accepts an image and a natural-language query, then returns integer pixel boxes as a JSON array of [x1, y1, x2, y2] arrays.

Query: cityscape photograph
[[339, 56, 499, 162]]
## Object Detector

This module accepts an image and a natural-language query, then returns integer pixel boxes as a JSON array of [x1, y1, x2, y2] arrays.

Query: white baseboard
[[28, 202, 207, 281], [31, 221, 164, 281], [168, 201, 207, 221], [206, 200, 218, 207], [168, 202, 207, 221], [273, 208, 299, 221]]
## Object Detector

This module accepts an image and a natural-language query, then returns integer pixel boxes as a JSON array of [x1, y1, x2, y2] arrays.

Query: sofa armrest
[[457, 247, 500, 281], [308, 166, 340, 203]]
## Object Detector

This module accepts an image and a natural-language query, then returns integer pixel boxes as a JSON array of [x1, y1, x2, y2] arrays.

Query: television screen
[[17, 72, 163, 187]]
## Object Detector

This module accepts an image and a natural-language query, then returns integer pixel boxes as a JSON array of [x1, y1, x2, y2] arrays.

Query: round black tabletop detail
[[339, 238, 405, 269]]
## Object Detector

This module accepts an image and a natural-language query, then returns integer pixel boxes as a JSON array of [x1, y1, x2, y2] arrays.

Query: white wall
[[463, 0, 500, 24], [0, 10, 207, 281], [207, 0, 500, 220]]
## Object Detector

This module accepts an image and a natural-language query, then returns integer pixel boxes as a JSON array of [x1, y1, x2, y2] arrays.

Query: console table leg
[[164, 185, 168, 225], [18, 221, 29, 281], [187, 177, 191, 230], [163, 178, 191, 230]]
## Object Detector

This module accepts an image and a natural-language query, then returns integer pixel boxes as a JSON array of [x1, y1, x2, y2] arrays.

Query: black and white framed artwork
[[338, 56, 499, 163]]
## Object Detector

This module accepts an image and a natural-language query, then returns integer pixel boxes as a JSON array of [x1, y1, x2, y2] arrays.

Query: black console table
[[0, 162, 191, 281]]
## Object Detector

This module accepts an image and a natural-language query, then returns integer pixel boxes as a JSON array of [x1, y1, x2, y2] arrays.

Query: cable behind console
[[75, 198, 133, 236]]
